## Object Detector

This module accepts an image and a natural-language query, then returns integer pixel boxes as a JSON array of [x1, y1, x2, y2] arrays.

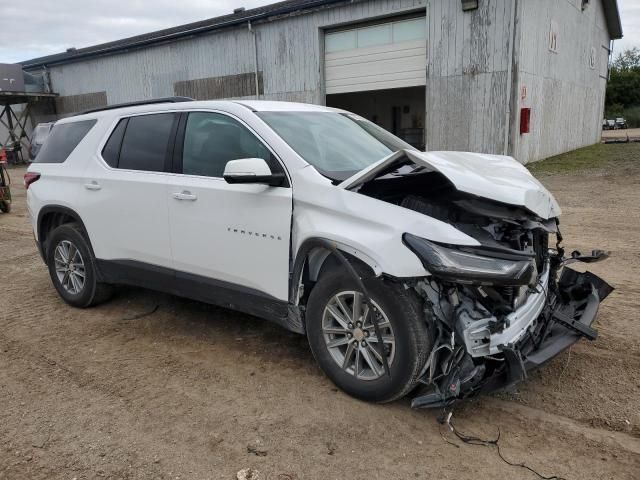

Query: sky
[[1, 0, 638, 64]]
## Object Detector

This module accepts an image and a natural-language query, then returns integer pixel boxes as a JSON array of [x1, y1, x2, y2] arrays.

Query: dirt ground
[[1, 154, 639, 480]]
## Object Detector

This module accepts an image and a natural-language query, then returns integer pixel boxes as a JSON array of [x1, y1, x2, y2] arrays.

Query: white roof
[[234, 100, 334, 112], [58, 99, 335, 124]]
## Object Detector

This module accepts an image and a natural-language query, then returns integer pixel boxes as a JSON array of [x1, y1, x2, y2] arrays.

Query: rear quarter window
[[32, 120, 97, 164]]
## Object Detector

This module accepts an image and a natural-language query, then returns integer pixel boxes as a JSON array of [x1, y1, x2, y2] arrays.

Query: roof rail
[[77, 96, 194, 115]]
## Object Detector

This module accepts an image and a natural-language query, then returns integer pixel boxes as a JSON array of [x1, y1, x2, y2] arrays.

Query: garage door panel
[[326, 71, 426, 94], [325, 54, 426, 81], [326, 40, 426, 63], [327, 66, 426, 85], [325, 17, 426, 95], [326, 46, 426, 67]]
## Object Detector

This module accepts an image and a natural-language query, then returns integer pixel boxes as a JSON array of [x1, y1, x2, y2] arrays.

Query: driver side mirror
[[223, 158, 285, 187]]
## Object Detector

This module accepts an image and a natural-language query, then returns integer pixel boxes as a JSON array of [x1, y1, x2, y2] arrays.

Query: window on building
[[181, 112, 276, 178], [357, 24, 392, 48], [118, 113, 176, 172], [325, 17, 426, 53], [392, 18, 426, 43], [33, 120, 96, 164]]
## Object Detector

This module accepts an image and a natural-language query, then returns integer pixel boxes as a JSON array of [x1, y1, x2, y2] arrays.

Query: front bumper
[[412, 267, 613, 409]]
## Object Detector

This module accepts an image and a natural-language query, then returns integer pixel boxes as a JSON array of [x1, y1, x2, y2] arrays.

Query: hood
[[338, 150, 561, 219]]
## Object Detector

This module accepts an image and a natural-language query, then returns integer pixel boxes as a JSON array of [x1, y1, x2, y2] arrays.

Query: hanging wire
[[439, 410, 569, 480]]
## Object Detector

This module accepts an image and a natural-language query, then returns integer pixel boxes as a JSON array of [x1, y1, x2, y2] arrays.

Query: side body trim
[[96, 259, 292, 329]]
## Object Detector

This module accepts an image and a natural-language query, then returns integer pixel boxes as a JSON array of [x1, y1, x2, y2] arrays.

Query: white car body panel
[[166, 174, 292, 300], [291, 166, 480, 279], [79, 162, 173, 267], [339, 149, 561, 219]]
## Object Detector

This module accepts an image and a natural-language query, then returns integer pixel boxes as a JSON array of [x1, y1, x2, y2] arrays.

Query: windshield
[[257, 111, 415, 180]]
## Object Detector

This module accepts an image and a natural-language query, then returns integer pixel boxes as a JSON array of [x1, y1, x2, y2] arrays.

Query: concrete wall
[[511, 0, 611, 163]]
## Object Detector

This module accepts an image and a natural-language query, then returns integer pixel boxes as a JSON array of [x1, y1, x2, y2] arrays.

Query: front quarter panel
[[291, 166, 480, 278]]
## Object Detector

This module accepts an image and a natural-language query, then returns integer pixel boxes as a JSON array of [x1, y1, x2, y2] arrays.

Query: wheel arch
[[289, 238, 381, 308], [37, 205, 93, 261]]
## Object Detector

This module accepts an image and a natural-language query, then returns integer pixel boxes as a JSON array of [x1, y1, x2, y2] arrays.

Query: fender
[[289, 237, 380, 305], [36, 205, 94, 261]]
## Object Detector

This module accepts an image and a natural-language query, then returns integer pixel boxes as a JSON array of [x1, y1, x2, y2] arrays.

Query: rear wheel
[[306, 269, 432, 403], [46, 223, 112, 307]]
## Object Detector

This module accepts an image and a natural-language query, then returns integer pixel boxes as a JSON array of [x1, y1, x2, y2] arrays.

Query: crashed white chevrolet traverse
[[25, 99, 612, 407]]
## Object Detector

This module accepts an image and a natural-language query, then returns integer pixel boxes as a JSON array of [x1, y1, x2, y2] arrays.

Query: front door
[[166, 111, 292, 305]]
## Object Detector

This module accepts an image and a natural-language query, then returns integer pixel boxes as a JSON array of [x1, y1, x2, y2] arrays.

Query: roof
[[0, 91, 58, 106], [21, 0, 344, 69], [58, 100, 335, 123], [602, 0, 623, 40], [21, 0, 623, 69]]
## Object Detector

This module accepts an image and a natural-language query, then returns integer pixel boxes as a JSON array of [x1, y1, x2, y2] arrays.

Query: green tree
[[606, 48, 640, 111], [612, 47, 640, 72]]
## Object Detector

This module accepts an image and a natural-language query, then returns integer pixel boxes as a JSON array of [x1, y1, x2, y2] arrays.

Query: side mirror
[[223, 158, 285, 187]]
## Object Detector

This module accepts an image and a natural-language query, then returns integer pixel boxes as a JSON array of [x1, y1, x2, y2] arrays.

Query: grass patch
[[527, 142, 640, 176]]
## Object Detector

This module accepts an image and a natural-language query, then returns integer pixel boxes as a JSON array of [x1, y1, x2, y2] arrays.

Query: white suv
[[26, 98, 612, 407]]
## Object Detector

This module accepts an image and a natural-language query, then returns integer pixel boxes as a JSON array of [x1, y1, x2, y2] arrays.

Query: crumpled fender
[[291, 166, 481, 280]]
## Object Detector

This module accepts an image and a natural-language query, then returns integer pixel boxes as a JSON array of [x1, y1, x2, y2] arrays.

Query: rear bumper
[[412, 268, 613, 408]]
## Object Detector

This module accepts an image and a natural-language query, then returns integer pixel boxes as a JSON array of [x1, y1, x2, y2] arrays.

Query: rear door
[[77, 112, 178, 272], [165, 110, 293, 302]]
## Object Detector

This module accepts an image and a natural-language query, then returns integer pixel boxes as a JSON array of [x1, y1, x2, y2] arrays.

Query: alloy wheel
[[53, 240, 86, 295], [321, 291, 395, 381]]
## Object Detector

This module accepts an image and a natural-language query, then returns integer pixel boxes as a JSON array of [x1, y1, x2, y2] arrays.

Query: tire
[[0, 201, 10, 213], [306, 269, 432, 403], [46, 223, 112, 308]]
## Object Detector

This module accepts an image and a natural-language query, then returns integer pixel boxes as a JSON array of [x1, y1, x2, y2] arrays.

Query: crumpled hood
[[339, 149, 561, 219]]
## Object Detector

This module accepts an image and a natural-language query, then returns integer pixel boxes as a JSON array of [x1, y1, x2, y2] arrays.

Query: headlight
[[403, 233, 535, 285]]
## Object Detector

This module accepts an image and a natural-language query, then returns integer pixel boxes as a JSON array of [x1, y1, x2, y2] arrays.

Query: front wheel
[[306, 269, 432, 403]]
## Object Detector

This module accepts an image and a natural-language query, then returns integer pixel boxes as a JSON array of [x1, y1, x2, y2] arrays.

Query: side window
[[101, 119, 127, 168], [33, 120, 96, 164], [118, 113, 176, 172], [182, 112, 277, 178]]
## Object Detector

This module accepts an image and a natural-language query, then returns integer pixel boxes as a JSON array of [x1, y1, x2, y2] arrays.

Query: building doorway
[[326, 86, 425, 149]]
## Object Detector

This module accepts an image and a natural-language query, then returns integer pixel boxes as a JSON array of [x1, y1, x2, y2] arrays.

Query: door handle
[[172, 191, 197, 201], [84, 181, 101, 191]]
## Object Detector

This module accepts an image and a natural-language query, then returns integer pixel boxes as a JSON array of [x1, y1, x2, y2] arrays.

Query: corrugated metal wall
[[43, 0, 427, 107], [425, 0, 515, 156], [30, 0, 612, 163], [512, 0, 610, 163]]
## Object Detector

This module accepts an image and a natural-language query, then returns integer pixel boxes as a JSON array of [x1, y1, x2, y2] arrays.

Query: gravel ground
[[1, 157, 639, 480], [601, 127, 640, 139]]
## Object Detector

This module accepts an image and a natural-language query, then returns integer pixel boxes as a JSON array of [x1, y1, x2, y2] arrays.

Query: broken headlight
[[403, 233, 535, 285]]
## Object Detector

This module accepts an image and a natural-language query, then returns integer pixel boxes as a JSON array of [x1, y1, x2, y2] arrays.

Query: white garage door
[[325, 17, 427, 95]]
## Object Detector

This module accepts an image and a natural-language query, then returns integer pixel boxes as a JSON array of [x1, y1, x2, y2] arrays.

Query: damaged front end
[[408, 243, 612, 409], [345, 151, 613, 408], [403, 218, 612, 409]]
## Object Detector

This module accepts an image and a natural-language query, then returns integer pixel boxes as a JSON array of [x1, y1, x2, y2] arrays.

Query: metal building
[[21, 0, 623, 163]]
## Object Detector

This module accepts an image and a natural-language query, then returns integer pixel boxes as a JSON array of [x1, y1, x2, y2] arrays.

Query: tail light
[[24, 172, 41, 189]]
